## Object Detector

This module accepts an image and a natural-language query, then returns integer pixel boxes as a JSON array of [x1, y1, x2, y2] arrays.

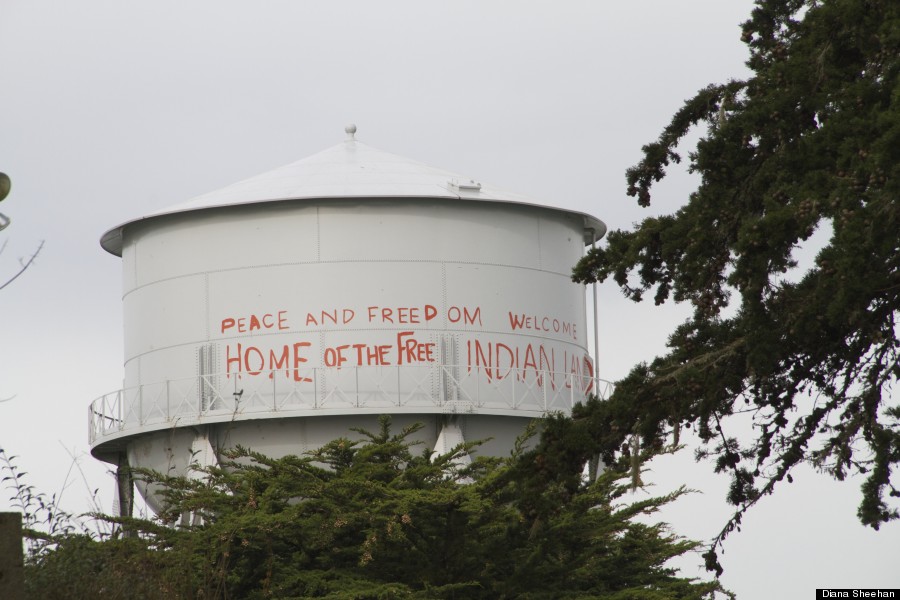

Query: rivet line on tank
[[122, 260, 573, 298]]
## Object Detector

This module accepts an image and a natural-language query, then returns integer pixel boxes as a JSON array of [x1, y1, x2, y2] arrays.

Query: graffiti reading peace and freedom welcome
[[218, 304, 590, 390]]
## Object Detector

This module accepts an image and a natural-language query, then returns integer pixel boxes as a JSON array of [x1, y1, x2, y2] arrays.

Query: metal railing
[[89, 365, 614, 446]]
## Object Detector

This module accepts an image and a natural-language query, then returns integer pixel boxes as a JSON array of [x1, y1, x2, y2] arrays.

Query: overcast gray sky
[[1, 1, 897, 597]]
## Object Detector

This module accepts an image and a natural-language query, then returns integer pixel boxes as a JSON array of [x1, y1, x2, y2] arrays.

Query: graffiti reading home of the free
[[219, 303, 592, 392]]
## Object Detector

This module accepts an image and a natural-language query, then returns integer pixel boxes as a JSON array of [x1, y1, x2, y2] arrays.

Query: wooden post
[[0, 512, 25, 600]]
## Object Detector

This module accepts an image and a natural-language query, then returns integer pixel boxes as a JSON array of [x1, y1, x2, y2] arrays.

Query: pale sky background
[[0, 1, 897, 597]]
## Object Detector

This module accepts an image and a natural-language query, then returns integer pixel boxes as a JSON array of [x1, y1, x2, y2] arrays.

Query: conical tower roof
[[101, 127, 605, 255]]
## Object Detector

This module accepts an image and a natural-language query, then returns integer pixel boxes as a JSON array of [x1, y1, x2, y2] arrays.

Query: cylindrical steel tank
[[89, 128, 606, 513]]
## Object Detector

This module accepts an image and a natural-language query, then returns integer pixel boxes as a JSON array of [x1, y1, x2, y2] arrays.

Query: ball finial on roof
[[345, 124, 357, 140]]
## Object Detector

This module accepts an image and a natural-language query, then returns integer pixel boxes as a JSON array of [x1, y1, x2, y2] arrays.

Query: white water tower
[[89, 126, 608, 514]]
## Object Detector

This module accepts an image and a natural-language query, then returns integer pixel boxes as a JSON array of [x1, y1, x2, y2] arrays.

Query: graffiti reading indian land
[[217, 303, 592, 394]]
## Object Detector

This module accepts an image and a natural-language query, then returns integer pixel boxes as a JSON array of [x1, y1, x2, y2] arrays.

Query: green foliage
[[23, 534, 189, 600], [573, 0, 900, 574], [1, 446, 83, 552], [20, 416, 726, 599]]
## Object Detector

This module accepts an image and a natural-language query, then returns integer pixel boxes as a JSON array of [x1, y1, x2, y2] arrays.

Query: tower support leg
[[115, 451, 134, 519]]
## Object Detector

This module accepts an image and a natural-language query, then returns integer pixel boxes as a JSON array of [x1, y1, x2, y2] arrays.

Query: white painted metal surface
[[90, 129, 607, 513], [100, 132, 605, 255], [118, 199, 596, 398]]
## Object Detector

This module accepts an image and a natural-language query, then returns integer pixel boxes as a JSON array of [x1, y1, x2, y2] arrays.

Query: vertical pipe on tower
[[592, 232, 600, 395]]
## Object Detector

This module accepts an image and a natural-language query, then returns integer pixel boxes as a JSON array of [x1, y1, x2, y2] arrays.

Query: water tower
[[89, 127, 608, 514]]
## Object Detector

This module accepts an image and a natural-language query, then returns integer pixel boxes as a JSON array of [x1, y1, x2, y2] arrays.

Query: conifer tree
[[22, 415, 726, 599], [573, 0, 900, 574]]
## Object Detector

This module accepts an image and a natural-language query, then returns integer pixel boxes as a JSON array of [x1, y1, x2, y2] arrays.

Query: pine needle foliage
[[22, 415, 726, 599], [573, 0, 900, 575]]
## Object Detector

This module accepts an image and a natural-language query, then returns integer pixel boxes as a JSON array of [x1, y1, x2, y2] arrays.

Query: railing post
[[138, 385, 144, 425], [166, 379, 171, 421], [355, 367, 360, 408], [273, 370, 277, 411], [543, 371, 548, 411], [439, 364, 445, 408], [479, 365, 485, 407], [570, 372, 574, 408]]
